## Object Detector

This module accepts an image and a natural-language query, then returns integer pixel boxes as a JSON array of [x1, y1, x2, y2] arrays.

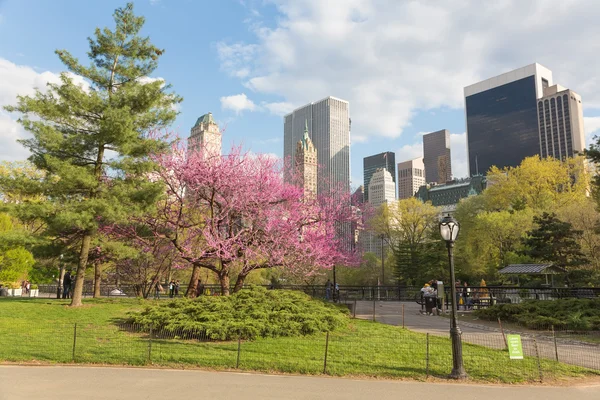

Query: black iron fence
[[33, 284, 600, 304]]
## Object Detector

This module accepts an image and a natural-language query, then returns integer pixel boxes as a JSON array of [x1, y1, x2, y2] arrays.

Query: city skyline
[[2, 1, 600, 189]]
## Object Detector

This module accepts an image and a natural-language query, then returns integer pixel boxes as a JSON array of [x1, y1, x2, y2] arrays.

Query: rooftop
[[193, 112, 216, 128]]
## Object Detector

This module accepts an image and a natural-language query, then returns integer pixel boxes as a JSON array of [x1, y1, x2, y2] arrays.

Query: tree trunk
[[70, 233, 92, 307], [93, 263, 102, 298], [185, 265, 201, 298], [233, 272, 248, 293], [219, 271, 230, 296]]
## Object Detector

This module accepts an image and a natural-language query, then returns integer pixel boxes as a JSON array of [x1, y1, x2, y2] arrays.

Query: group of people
[[168, 280, 180, 298], [420, 279, 442, 315], [20, 280, 32, 294], [153, 279, 206, 299]]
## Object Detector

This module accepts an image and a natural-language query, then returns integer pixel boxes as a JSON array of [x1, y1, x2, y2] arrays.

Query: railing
[[32, 284, 600, 302]]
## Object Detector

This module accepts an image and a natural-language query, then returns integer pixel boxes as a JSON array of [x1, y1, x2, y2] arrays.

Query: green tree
[[0, 247, 35, 282], [586, 134, 600, 207], [3, 3, 181, 306], [374, 198, 439, 284], [521, 213, 588, 280]]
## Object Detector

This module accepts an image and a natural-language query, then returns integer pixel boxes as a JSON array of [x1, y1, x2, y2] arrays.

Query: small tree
[[521, 212, 588, 277], [3, 3, 181, 306]]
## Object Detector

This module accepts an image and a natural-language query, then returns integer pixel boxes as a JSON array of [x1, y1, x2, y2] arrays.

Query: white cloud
[[450, 132, 468, 179], [220, 93, 257, 113], [0, 58, 89, 161], [395, 142, 422, 164], [352, 134, 368, 144], [218, 0, 600, 141], [0, 112, 31, 161], [261, 101, 295, 116], [584, 116, 600, 148]]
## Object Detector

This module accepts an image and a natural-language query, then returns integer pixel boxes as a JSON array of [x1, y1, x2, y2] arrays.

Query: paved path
[[354, 301, 600, 371], [1, 366, 599, 400]]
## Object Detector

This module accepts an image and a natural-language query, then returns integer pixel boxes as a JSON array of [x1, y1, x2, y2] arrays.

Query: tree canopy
[[2, 3, 181, 306]]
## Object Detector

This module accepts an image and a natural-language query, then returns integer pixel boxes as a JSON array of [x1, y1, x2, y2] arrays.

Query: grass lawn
[[0, 297, 597, 383]]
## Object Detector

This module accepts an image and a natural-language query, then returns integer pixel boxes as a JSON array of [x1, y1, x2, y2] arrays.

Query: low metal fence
[[0, 318, 597, 382]]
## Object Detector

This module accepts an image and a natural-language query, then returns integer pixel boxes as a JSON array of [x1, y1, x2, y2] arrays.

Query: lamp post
[[439, 215, 467, 380], [57, 254, 65, 299], [380, 235, 385, 285]]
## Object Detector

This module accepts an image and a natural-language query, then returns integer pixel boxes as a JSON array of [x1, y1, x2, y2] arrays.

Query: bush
[[475, 298, 600, 331], [127, 286, 349, 340]]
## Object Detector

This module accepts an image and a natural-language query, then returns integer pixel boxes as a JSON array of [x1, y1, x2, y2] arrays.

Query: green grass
[[0, 297, 597, 383]]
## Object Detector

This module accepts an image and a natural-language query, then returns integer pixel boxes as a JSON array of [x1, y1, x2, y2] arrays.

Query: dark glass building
[[363, 151, 396, 201], [464, 63, 553, 177]]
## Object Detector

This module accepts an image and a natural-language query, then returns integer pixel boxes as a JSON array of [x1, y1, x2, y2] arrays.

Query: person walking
[[168, 281, 175, 298], [153, 280, 162, 300], [462, 282, 472, 311], [63, 271, 72, 299], [195, 280, 204, 297], [174, 280, 180, 297], [325, 279, 332, 301]]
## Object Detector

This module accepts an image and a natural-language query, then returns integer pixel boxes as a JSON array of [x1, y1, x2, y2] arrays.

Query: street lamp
[[57, 254, 64, 299], [439, 215, 467, 380]]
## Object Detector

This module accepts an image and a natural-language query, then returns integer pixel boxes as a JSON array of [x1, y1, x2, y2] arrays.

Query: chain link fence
[[0, 317, 597, 382]]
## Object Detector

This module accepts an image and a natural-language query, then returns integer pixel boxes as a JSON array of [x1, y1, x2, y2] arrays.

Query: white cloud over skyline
[[216, 0, 600, 180], [220, 93, 257, 113]]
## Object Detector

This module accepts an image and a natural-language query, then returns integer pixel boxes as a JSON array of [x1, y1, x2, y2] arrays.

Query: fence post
[[533, 338, 543, 383], [426, 333, 430, 378], [402, 304, 405, 329], [552, 325, 559, 362], [498, 318, 507, 349], [323, 332, 330, 374], [72, 323, 77, 362], [353, 299, 357, 318], [372, 299, 376, 322], [236, 337, 242, 369], [147, 324, 153, 364]]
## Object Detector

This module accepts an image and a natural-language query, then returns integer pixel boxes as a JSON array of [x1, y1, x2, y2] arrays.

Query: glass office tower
[[464, 63, 553, 177]]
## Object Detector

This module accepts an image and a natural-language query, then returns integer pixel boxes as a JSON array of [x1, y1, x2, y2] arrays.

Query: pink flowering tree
[[114, 140, 362, 296]]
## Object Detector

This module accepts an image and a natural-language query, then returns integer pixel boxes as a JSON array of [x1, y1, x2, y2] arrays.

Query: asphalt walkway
[[354, 301, 600, 371], [1, 366, 599, 400]]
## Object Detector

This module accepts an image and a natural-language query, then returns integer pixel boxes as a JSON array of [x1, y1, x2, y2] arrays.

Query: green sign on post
[[507, 334, 524, 359]]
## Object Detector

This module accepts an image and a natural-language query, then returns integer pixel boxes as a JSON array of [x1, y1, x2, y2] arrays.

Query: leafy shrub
[[475, 298, 600, 331], [126, 286, 349, 340]]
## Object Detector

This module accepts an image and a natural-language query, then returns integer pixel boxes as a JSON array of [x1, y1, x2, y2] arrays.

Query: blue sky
[[2, 0, 600, 188]]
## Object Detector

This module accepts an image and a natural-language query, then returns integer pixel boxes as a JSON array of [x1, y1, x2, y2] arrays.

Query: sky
[[2, 0, 600, 189]]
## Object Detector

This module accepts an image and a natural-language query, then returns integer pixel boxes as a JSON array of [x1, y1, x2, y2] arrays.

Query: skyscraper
[[363, 152, 396, 201], [464, 63, 553, 176], [189, 112, 221, 158], [295, 120, 318, 199], [538, 85, 586, 159], [284, 97, 350, 194], [362, 168, 395, 255], [423, 129, 452, 183], [397, 158, 426, 199], [368, 168, 396, 207]]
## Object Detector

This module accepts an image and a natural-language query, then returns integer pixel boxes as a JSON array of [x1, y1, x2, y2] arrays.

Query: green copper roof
[[193, 112, 215, 127]]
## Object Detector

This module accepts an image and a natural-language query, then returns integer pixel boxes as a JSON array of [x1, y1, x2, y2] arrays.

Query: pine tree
[[3, 3, 181, 306], [521, 213, 588, 272]]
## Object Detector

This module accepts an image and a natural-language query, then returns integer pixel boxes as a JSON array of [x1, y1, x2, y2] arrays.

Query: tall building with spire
[[283, 96, 350, 194], [295, 120, 318, 198], [189, 112, 221, 158]]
